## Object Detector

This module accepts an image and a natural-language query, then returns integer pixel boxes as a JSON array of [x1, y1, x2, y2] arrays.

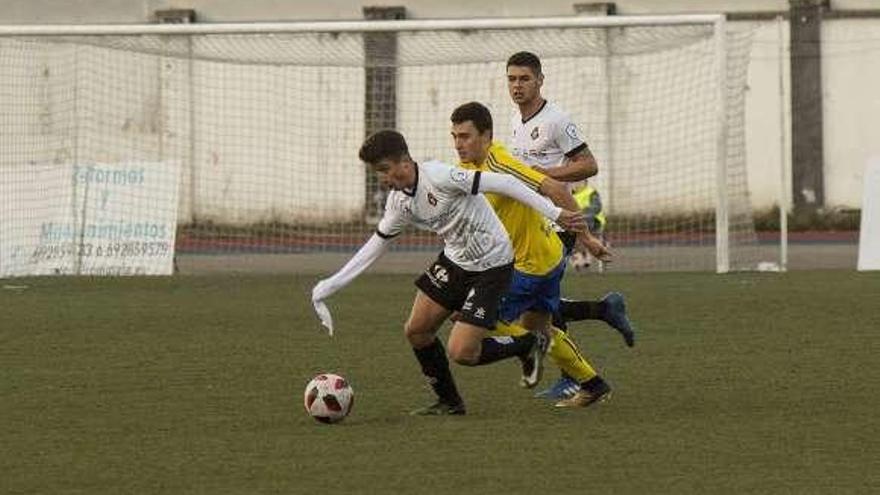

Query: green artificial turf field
[[2, 271, 879, 494]]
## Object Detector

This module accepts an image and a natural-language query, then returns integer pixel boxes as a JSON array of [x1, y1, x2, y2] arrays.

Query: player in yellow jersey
[[449, 101, 613, 408]]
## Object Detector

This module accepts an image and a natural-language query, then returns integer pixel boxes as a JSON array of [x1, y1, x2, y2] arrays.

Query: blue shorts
[[498, 259, 566, 323]]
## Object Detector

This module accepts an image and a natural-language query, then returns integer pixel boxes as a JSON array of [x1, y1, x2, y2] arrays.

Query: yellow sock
[[491, 320, 530, 337], [492, 321, 597, 383], [547, 327, 597, 383]]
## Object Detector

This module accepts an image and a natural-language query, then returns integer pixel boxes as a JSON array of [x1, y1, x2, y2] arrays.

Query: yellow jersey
[[458, 141, 564, 276]]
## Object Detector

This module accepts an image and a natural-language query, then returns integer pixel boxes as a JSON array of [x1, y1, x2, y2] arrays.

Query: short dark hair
[[506, 51, 542, 76], [450, 101, 493, 137], [359, 130, 410, 166]]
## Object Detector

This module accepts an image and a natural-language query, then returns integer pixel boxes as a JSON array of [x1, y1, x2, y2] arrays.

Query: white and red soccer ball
[[303, 373, 354, 424]]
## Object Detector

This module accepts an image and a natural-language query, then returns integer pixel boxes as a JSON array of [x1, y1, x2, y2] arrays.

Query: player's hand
[[577, 231, 612, 262], [312, 299, 335, 336], [311, 280, 335, 336], [555, 209, 587, 232]]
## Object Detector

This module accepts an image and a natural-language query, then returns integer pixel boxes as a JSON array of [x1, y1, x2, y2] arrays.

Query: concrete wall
[[743, 16, 880, 211], [4, 1, 877, 23], [0, 1, 784, 24], [1, 1, 878, 212], [0, 23, 742, 224], [822, 19, 880, 209], [744, 19, 792, 212]]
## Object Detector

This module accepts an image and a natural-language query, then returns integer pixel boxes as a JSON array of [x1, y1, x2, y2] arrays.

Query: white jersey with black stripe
[[376, 160, 513, 271], [509, 100, 588, 169]]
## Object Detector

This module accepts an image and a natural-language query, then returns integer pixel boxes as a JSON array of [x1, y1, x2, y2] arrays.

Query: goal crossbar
[[0, 14, 725, 36]]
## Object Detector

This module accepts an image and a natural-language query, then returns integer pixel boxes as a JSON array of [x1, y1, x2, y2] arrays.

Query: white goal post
[[0, 15, 766, 276]]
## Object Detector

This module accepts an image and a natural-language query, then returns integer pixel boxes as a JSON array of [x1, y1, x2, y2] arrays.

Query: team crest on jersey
[[450, 169, 468, 183], [427, 192, 438, 206], [565, 123, 580, 141], [530, 126, 540, 140]]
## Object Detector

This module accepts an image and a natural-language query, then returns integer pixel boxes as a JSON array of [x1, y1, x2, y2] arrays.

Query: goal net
[[0, 16, 762, 276]]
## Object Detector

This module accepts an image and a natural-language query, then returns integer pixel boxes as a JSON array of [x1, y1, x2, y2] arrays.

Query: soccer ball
[[303, 373, 354, 424]]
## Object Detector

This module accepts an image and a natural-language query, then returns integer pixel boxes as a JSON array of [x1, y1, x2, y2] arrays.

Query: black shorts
[[415, 252, 513, 330]]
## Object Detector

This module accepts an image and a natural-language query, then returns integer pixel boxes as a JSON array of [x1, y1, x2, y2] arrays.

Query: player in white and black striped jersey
[[311, 129, 587, 415]]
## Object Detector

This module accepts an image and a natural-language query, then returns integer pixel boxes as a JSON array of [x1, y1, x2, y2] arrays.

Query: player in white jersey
[[311, 130, 586, 415], [506, 51, 636, 401], [509, 98, 595, 181]]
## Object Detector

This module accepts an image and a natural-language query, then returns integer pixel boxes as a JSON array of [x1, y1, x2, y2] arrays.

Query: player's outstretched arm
[[311, 233, 390, 302], [478, 171, 585, 231], [310, 233, 392, 335]]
